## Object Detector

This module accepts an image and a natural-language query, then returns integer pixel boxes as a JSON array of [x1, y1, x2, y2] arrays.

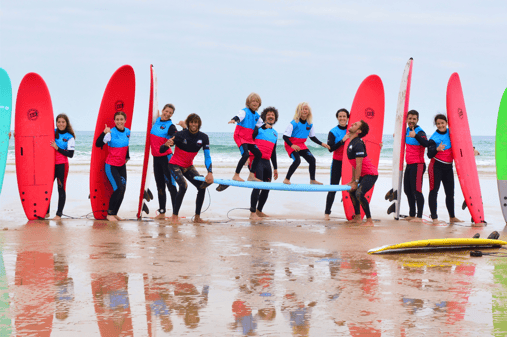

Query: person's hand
[[322, 143, 331, 150], [348, 181, 358, 191], [342, 133, 350, 142], [380, 142, 383, 149], [104, 124, 111, 134], [165, 137, 175, 147], [408, 128, 416, 138], [205, 172, 213, 184], [273, 169, 278, 180], [8, 132, 11, 139], [291, 144, 300, 152], [49, 140, 58, 150], [437, 142, 446, 151], [228, 120, 236, 124], [178, 120, 186, 128], [265, 123, 272, 129]]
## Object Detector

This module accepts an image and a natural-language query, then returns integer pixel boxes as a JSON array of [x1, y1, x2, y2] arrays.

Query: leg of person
[[55, 163, 69, 219], [233, 144, 250, 181], [183, 166, 212, 223], [105, 164, 126, 221], [250, 159, 267, 218], [256, 160, 271, 217], [164, 154, 178, 214], [284, 152, 301, 184], [247, 144, 262, 182], [299, 149, 320, 184], [428, 159, 443, 223], [355, 175, 378, 225], [153, 156, 167, 218], [442, 165, 461, 223], [404, 164, 417, 219], [168, 163, 188, 223], [46, 166, 58, 218], [412, 163, 426, 221], [347, 187, 362, 223], [325, 160, 342, 219], [112, 165, 127, 220]]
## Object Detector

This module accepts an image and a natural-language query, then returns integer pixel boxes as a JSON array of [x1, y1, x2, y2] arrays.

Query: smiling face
[[56, 117, 67, 131], [249, 99, 260, 111], [407, 114, 418, 128], [115, 115, 126, 130], [348, 120, 362, 134], [189, 120, 199, 134], [265, 111, 276, 124], [161, 107, 174, 120], [436, 118, 447, 132], [300, 105, 310, 120], [337, 111, 348, 127]]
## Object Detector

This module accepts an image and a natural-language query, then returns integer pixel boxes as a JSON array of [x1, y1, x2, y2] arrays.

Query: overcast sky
[[1, 0, 506, 135]]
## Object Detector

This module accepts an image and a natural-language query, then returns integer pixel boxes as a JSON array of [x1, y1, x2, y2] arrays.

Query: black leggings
[[236, 144, 262, 174], [169, 164, 210, 216], [428, 159, 455, 219], [153, 155, 177, 214], [47, 163, 69, 217], [404, 163, 426, 218], [286, 149, 316, 181], [325, 160, 343, 215], [250, 159, 272, 213], [105, 164, 127, 216], [349, 175, 378, 219]]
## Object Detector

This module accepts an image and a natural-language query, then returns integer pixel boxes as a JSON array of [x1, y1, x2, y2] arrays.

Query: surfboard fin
[[385, 189, 393, 201], [462, 200, 467, 210], [216, 184, 229, 192], [142, 203, 149, 214], [144, 189, 154, 201], [387, 203, 395, 215]]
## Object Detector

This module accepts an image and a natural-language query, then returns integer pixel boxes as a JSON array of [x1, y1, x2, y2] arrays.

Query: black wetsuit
[[404, 126, 429, 218], [325, 125, 347, 215]]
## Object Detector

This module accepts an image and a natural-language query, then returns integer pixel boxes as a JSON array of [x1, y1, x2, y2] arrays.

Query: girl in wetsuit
[[427, 114, 462, 224], [47, 114, 75, 220], [228, 93, 264, 182], [150, 103, 179, 218], [165, 113, 213, 224], [283, 102, 330, 185], [324, 108, 349, 220], [95, 111, 130, 222]]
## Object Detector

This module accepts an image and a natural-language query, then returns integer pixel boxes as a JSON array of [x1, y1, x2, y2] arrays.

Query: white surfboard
[[386, 58, 413, 219]]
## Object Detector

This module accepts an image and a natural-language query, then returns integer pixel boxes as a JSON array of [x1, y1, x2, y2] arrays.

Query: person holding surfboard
[[95, 111, 130, 222], [47, 114, 75, 220], [228, 93, 264, 182], [166, 113, 213, 224], [427, 114, 462, 224], [324, 108, 349, 220], [283, 102, 330, 185], [249, 106, 279, 219], [403, 110, 429, 222], [346, 120, 378, 225]]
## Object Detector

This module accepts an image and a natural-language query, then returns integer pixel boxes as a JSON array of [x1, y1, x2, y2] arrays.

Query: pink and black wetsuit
[[325, 124, 347, 215], [427, 128, 455, 220], [232, 108, 263, 175], [404, 125, 429, 218]]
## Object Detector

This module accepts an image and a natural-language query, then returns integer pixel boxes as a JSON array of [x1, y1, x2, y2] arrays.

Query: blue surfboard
[[0, 68, 12, 196], [194, 176, 351, 192]]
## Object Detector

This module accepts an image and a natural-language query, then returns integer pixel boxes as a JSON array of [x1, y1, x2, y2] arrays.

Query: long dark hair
[[55, 113, 76, 139]]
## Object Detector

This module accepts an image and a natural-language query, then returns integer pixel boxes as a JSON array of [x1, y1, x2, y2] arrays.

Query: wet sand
[[1, 168, 507, 335]]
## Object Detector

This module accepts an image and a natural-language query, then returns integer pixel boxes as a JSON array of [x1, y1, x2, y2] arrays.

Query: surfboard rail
[[369, 238, 507, 254]]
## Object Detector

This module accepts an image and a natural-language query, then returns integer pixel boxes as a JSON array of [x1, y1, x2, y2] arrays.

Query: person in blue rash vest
[[249, 107, 279, 220], [95, 111, 130, 222], [47, 113, 76, 220], [324, 108, 349, 220], [165, 113, 214, 224], [427, 114, 462, 224], [403, 110, 430, 222]]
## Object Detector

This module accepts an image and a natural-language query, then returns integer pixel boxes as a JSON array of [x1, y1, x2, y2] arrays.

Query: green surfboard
[[496, 88, 507, 222], [0, 68, 12, 196]]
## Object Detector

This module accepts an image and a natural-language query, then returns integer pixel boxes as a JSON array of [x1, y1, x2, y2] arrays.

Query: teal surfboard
[[0, 68, 12, 196], [194, 176, 351, 192]]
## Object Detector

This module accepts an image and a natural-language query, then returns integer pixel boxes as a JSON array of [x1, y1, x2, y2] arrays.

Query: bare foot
[[364, 218, 374, 226], [106, 215, 118, 222], [154, 213, 166, 219], [403, 216, 415, 221], [250, 212, 260, 220], [114, 215, 124, 221], [45, 213, 50, 219], [310, 180, 323, 185], [324, 214, 330, 221], [283, 179, 291, 185], [247, 173, 262, 182], [346, 215, 362, 224], [232, 173, 244, 182], [53, 215, 61, 221], [193, 215, 210, 224], [170, 214, 180, 224], [432, 219, 444, 225], [409, 217, 424, 223], [256, 210, 268, 217], [450, 217, 463, 223]]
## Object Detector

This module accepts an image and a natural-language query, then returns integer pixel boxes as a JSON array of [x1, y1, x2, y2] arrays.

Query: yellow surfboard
[[368, 238, 507, 254]]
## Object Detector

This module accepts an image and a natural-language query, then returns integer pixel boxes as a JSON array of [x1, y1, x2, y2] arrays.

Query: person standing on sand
[[427, 114, 462, 224], [249, 107, 279, 220], [228, 93, 264, 182], [403, 110, 430, 223], [165, 113, 213, 224], [283, 102, 330, 185], [346, 120, 378, 226], [324, 108, 349, 220]]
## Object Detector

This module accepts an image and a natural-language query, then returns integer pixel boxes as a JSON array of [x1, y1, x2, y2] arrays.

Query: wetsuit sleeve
[[283, 123, 294, 138], [255, 118, 263, 128], [252, 126, 260, 139], [231, 109, 246, 123], [427, 139, 437, 159], [95, 132, 107, 148], [167, 124, 177, 138], [327, 131, 345, 152], [57, 148, 74, 158], [415, 130, 429, 147], [126, 147, 130, 161], [283, 135, 293, 146], [271, 141, 278, 170], [309, 136, 323, 146], [202, 135, 212, 173]]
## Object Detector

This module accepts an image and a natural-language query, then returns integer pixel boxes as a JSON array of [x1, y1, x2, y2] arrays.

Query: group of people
[[44, 93, 464, 225]]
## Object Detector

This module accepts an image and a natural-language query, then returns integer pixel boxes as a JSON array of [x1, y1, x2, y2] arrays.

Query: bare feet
[[154, 213, 166, 219], [106, 215, 118, 222], [409, 217, 424, 223], [256, 210, 268, 218], [45, 213, 50, 219], [53, 215, 61, 221], [247, 172, 262, 182], [432, 219, 445, 225], [114, 215, 123, 221], [310, 180, 323, 185], [324, 214, 330, 221], [283, 179, 291, 185], [193, 215, 210, 224], [403, 216, 415, 221], [450, 217, 463, 223], [364, 218, 374, 226], [346, 215, 362, 224], [171, 214, 180, 224], [250, 212, 260, 220], [232, 173, 244, 182]]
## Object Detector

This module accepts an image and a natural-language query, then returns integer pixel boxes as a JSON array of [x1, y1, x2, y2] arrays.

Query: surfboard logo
[[27, 109, 39, 121], [458, 108, 464, 119], [365, 108, 375, 119], [115, 100, 124, 111]]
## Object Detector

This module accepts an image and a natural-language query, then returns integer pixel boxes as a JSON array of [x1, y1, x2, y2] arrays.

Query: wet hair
[[293, 102, 313, 124], [261, 106, 279, 124], [336, 108, 350, 119], [246, 93, 262, 111], [55, 113, 76, 139], [163, 103, 175, 112], [434, 113, 447, 125], [407, 109, 419, 119], [357, 120, 369, 138], [114, 111, 127, 120], [185, 113, 202, 130]]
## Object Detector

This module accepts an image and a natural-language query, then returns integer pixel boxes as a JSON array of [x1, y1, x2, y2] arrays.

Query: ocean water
[[6, 131, 496, 172]]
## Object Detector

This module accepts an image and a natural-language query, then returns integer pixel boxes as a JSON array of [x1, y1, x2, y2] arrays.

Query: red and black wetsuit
[[164, 129, 212, 216], [404, 125, 429, 218]]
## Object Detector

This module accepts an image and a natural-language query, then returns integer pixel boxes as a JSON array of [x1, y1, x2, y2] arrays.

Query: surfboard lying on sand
[[369, 238, 507, 254], [386, 58, 413, 219], [0, 68, 12, 196], [194, 176, 351, 192], [496, 87, 507, 223]]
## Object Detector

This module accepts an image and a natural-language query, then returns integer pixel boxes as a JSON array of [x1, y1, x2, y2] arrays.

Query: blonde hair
[[293, 102, 313, 124], [245, 92, 262, 111]]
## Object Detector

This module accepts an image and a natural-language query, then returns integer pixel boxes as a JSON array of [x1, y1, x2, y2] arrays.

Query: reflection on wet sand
[[0, 237, 11, 336]]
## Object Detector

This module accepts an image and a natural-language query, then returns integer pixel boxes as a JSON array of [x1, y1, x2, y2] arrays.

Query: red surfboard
[[90, 65, 135, 220], [446, 72, 485, 223], [15, 73, 55, 220], [341, 75, 385, 220]]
